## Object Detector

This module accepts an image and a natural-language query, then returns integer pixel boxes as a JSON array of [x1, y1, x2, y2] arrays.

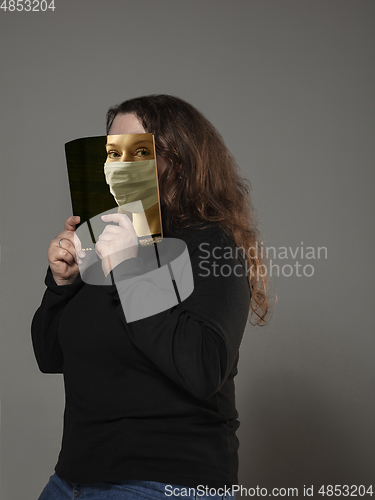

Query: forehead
[[109, 113, 145, 134], [106, 133, 154, 150]]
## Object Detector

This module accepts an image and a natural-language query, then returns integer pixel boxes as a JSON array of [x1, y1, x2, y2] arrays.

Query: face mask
[[104, 159, 159, 213]]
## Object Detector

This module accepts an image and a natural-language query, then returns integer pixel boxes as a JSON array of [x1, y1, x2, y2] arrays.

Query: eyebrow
[[106, 139, 153, 148]]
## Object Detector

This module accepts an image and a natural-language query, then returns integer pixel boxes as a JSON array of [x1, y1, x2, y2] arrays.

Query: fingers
[[50, 238, 78, 265], [73, 232, 85, 259], [53, 217, 85, 261], [94, 240, 106, 259], [58, 238, 75, 250], [48, 216, 83, 285], [60, 237, 86, 264], [95, 240, 115, 260], [59, 234, 85, 260], [98, 224, 122, 238], [98, 232, 115, 242], [64, 215, 80, 232], [50, 246, 76, 266], [101, 213, 132, 229]]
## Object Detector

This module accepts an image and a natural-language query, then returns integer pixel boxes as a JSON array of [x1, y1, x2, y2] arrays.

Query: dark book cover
[[65, 134, 163, 251]]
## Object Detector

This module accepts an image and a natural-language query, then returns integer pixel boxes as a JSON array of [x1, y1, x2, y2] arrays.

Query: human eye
[[107, 150, 120, 159], [134, 147, 151, 158]]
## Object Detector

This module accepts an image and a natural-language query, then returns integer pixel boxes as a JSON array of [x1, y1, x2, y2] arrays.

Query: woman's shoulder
[[161, 205, 231, 243], [169, 222, 236, 255]]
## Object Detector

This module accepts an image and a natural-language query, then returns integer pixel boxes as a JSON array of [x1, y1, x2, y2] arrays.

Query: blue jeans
[[38, 473, 237, 500]]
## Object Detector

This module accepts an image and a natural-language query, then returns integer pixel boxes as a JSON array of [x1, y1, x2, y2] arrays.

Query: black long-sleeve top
[[31, 216, 251, 489]]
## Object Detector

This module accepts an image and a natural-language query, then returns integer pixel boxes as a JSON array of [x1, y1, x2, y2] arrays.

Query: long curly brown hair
[[106, 95, 272, 326]]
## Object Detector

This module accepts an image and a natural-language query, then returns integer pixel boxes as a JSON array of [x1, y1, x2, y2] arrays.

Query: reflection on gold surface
[[105, 133, 162, 243]]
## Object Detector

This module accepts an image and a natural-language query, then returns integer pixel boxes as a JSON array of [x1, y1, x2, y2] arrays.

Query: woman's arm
[[31, 268, 84, 373], [31, 216, 85, 373], [110, 226, 251, 400]]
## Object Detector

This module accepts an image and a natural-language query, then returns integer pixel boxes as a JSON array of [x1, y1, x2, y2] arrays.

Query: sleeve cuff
[[45, 267, 84, 294]]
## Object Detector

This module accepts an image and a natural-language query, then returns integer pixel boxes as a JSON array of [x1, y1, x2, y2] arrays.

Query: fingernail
[[79, 251, 86, 258]]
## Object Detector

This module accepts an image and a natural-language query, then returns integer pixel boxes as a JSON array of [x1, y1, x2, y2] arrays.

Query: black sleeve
[[110, 227, 251, 400], [31, 268, 84, 374]]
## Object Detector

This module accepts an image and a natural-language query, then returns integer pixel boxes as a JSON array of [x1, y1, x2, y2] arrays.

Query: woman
[[32, 95, 270, 499]]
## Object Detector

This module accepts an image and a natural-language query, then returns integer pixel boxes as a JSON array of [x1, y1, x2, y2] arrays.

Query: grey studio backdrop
[[0, 1, 374, 499]]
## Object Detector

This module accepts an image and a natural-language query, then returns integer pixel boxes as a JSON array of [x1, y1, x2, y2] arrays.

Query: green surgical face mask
[[104, 159, 159, 213]]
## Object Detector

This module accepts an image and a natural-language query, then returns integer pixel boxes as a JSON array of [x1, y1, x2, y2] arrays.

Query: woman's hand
[[48, 216, 84, 286], [96, 213, 139, 277]]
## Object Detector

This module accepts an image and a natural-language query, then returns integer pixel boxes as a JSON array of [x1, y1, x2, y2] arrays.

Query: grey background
[[0, 0, 374, 498]]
